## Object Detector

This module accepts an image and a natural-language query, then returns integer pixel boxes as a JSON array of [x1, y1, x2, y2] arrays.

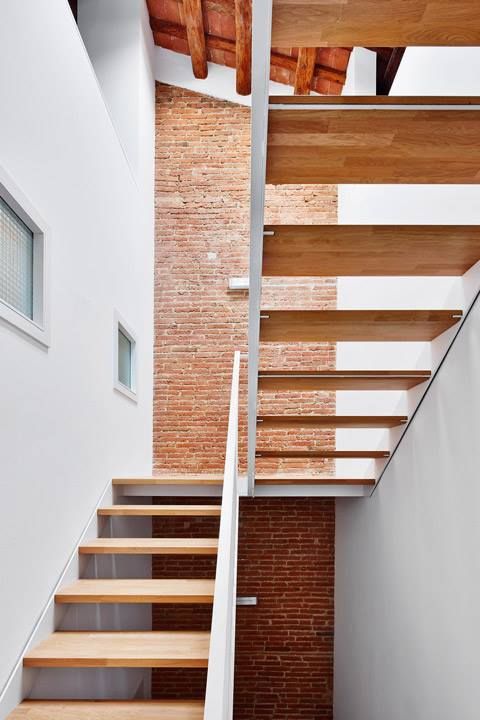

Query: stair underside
[[262, 224, 480, 276], [113, 474, 223, 486], [8, 700, 204, 719], [257, 414, 407, 428], [256, 449, 389, 458], [24, 632, 210, 668], [258, 370, 431, 391], [98, 505, 221, 516], [56, 579, 215, 604], [256, 475, 375, 486], [79, 538, 218, 555], [260, 310, 462, 342]]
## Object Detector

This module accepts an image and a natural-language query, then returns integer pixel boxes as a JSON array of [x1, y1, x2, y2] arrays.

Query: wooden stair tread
[[23, 632, 210, 668], [258, 369, 431, 391], [56, 579, 215, 604], [262, 225, 480, 277], [269, 96, 480, 106], [256, 475, 375, 486], [266, 105, 480, 184], [260, 310, 462, 342], [256, 449, 389, 458], [79, 538, 218, 555], [113, 474, 223, 486], [98, 505, 221, 516], [258, 414, 407, 428], [8, 700, 204, 719]]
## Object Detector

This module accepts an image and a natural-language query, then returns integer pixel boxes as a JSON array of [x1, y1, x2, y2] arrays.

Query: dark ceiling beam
[[294, 47, 317, 95], [234, 0, 252, 95], [369, 47, 406, 95], [183, 0, 208, 79]]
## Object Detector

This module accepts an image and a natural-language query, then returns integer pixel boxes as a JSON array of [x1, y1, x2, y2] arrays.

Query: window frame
[[113, 311, 138, 402], [0, 165, 49, 347]]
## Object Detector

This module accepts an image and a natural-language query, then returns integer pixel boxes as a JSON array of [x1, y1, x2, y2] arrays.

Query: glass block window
[[118, 328, 133, 389], [0, 195, 34, 319]]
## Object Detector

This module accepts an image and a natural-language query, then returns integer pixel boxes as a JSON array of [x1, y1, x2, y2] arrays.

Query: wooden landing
[[262, 225, 480, 276], [79, 538, 218, 555], [7, 701, 204, 720], [23, 632, 210, 668], [56, 579, 215, 604], [260, 310, 461, 342], [256, 449, 389, 459], [257, 415, 407, 428], [258, 370, 431, 391], [98, 505, 221, 517], [271, 0, 480, 46], [267, 100, 480, 184]]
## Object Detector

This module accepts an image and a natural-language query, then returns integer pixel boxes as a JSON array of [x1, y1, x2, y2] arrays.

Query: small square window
[[114, 313, 137, 401]]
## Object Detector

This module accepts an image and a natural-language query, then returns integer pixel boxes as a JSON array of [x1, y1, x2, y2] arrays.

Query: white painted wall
[[0, 0, 154, 699], [335, 47, 480, 718]]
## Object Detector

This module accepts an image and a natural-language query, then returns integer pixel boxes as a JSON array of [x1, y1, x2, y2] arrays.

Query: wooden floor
[[55, 579, 215, 604], [258, 370, 431, 391], [79, 538, 218, 555], [257, 415, 407, 428], [267, 99, 480, 184], [8, 701, 205, 720], [262, 225, 480, 276], [260, 310, 462, 342], [271, 0, 480, 46], [23, 632, 210, 668]]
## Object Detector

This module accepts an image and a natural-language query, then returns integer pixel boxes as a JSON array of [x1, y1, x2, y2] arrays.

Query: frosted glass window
[[0, 196, 34, 319], [118, 328, 132, 389]]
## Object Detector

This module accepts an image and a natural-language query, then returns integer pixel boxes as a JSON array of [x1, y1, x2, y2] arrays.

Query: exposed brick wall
[[153, 83, 337, 476], [235, 498, 335, 720]]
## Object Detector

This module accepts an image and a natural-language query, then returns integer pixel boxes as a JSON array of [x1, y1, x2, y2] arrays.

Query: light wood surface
[[7, 701, 205, 720], [98, 505, 221, 517], [258, 370, 431, 391], [262, 225, 480, 276], [24, 632, 210, 668], [257, 415, 407, 428], [271, 2, 480, 47], [235, 0, 252, 95], [269, 96, 480, 105], [79, 538, 218, 555], [183, 0, 208, 79], [256, 449, 390, 458], [260, 310, 462, 342], [267, 107, 480, 184], [112, 474, 223, 486], [256, 475, 375, 485], [55, 579, 215, 604], [294, 47, 317, 95]]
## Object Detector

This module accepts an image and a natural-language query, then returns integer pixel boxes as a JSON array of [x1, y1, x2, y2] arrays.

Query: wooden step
[[113, 474, 223, 486], [267, 98, 480, 184], [98, 505, 221, 517], [258, 370, 431, 391], [55, 579, 215, 604], [8, 700, 204, 719], [262, 225, 480, 277], [271, 1, 480, 46], [257, 415, 407, 429], [23, 632, 210, 668], [256, 475, 375, 486], [79, 538, 218, 555], [256, 449, 389, 459], [260, 310, 462, 342]]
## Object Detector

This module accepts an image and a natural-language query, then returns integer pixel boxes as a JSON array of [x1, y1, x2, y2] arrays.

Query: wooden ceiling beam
[[183, 0, 208, 79], [294, 47, 317, 95], [234, 0, 252, 95]]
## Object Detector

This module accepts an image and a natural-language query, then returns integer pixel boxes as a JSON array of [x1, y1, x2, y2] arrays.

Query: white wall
[[335, 47, 480, 718], [0, 0, 154, 697]]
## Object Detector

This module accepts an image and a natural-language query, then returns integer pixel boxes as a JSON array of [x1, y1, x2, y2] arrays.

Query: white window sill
[[114, 380, 138, 403], [0, 300, 49, 347]]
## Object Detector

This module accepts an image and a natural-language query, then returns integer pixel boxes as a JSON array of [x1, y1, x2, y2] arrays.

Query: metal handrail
[[204, 351, 241, 719]]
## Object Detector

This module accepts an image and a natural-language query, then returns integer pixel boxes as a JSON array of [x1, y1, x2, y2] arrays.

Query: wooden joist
[[271, 0, 480, 47], [256, 475, 375, 485], [55, 579, 215, 604], [256, 449, 390, 459], [294, 48, 317, 95], [258, 370, 431, 391], [23, 631, 210, 668], [79, 538, 218, 555], [267, 98, 480, 184], [262, 225, 480, 276], [183, 0, 208, 79], [260, 310, 462, 342], [234, 0, 252, 95], [7, 701, 205, 720], [257, 415, 407, 429], [98, 505, 221, 517]]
